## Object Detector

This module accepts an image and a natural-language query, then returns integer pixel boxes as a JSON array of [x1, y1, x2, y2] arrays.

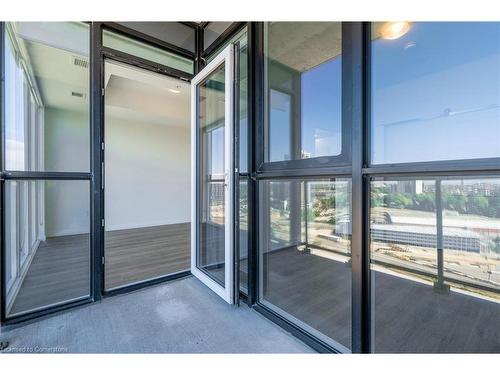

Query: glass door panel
[[191, 45, 234, 303]]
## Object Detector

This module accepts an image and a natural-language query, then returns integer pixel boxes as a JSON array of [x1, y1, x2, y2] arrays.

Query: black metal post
[[195, 25, 205, 74], [434, 178, 449, 293], [246, 22, 263, 307], [90, 22, 104, 302], [348, 22, 370, 354]]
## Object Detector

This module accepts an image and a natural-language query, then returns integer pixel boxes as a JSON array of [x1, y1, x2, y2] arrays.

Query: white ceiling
[[24, 39, 89, 113], [104, 61, 190, 128], [19, 25, 190, 129]]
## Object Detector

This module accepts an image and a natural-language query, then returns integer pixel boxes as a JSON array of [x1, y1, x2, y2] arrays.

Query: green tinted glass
[[103, 30, 194, 74]]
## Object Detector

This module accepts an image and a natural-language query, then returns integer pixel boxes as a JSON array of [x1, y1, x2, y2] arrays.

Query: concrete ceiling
[[267, 22, 387, 73], [267, 22, 342, 72]]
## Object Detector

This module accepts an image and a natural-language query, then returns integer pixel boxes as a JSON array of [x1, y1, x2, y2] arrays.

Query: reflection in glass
[[198, 64, 226, 286], [116, 22, 196, 52], [371, 22, 500, 164], [103, 30, 194, 74], [264, 22, 342, 162], [4, 180, 90, 318], [370, 177, 500, 353], [4, 22, 90, 172], [239, 179, 249, 293], [204, 22, 233, 49], [206, 29, 248, 172], [238, 36, 249, 173], [260, 178, 352, 350]]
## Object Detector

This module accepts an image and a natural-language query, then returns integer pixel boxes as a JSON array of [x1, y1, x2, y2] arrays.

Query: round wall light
[[380, 21, 412, 40]]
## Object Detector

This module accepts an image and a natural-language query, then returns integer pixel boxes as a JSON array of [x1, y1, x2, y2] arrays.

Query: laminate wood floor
[[260, 247, 500, 353], [9, 234, 90, 316], [104, 223, 190, 290], [9, 223, 190, 317]]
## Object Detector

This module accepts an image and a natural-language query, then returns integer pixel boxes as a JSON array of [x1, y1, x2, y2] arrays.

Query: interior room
[[103, 61, 191, 290]]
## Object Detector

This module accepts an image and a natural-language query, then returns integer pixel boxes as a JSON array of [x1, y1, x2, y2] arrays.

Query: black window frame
[[201, 22, 247, 60], [0, 21, 95, 324], [100, 22, 195, 80], [365, 23, 500, 354], [249, 21, 500, 354], [248, 22, 363, 353], [256, 22, 352, 177], [95, 22, 195, 299], [1, 20, 498, 355]]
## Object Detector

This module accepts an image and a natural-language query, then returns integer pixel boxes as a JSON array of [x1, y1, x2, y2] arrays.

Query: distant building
[[371, 224, 482, 253], [391, 180, 425, 194]]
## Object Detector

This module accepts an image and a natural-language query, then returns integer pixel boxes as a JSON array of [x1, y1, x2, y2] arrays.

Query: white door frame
[[191, 44, 234, 304]]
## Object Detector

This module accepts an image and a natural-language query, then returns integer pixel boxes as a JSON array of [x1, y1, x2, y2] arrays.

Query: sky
[[371, 22, 500, 164], [268, 22, 500, 164], [268, 56, 342, 161]]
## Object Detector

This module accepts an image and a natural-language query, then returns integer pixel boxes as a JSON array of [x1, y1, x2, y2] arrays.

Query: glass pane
[[370, 177, 500, 353], [237, 34, 249, 173], [259, 178, 352, 350], [204, 22, 234, 49], [5, 22, 90, 172], [371, 22, 500, 164], [4, 180, 90, 318], [116, 22, 195, 52], [103, 61, 191, 290], [103, 30, 194, 74], [206, 29, 249, 173], [264, 22, 342, 162], [239, 179, 249, 293], [197, 64, 226, 286]]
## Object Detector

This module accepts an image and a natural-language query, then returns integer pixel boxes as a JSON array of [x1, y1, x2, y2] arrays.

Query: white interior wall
[[44, 107, 89, 172], [104, 117, 190, 231], [44, 107, 90, 237], [43, 107, 191, 236]]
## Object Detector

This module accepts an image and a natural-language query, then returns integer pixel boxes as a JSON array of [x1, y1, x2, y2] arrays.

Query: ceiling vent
[[71, 91, 85, 99], [71, 56, 89, 69]]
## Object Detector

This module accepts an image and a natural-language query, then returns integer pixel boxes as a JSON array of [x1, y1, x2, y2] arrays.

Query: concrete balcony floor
[[0, 277, 312, 353]]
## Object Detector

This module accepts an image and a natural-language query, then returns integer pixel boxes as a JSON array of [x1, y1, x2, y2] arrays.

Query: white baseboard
[[45, 228, 89, 237], [105, 220, 190, 232]]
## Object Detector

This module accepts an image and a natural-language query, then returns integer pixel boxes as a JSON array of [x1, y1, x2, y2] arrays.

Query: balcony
[[0, 276, 312, 353]]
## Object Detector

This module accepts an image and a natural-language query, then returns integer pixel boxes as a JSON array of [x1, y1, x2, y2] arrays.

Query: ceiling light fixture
[[380, 21, 412, 40], [168, 85, 181, 94]]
